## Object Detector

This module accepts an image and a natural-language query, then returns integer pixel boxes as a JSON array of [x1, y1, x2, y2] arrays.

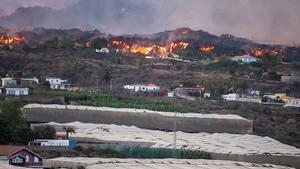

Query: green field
[[32, 90, 200, 113]]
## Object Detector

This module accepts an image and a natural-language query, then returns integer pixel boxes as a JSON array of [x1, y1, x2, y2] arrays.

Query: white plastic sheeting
[[46, 158, 294, 169], [24, 104, 246, 120], [47, 122, 300, 157]]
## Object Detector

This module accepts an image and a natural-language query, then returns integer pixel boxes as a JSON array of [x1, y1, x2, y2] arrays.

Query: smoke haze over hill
[[0, 0, 300, 45]]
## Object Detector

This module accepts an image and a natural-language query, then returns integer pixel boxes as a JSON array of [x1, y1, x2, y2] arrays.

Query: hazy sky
[[1, 0, 300, 44]]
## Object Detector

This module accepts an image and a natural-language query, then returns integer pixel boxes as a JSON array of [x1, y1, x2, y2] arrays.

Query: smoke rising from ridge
[[1, 0, 300, 44]]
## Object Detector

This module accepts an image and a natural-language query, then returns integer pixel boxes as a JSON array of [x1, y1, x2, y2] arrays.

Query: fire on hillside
[[199, 45, 215, 52], [0, 35, 25, 45], [109, 40, 190, 55], [254, 48, 284, 57]]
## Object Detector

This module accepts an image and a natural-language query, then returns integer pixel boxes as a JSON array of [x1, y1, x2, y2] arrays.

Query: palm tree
[[63, 126, 76, 139]]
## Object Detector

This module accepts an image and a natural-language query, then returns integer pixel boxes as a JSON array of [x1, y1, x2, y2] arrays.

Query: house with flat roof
[[231, 54, 261, 63], [5, 87, 29, 96], [46, 77, 71, 91], [1, 78, 17, 87], [124, 83, 161, 93]]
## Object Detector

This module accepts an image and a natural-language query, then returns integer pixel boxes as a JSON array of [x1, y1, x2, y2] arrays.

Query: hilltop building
[[231, 54, 261, 63], [96, 48, 110, 54]]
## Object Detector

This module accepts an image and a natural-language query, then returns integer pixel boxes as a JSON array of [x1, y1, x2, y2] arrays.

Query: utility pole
[[173, 112, 177, 150], [110, 78, 113, 91]]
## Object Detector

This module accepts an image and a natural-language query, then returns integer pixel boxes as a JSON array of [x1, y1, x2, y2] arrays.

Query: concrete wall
[[25, 108, 253, 134]]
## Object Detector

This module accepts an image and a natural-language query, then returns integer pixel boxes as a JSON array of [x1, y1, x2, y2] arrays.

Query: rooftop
[[232, 54, 258, 59]]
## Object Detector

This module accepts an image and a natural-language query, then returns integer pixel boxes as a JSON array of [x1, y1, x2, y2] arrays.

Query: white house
[[46, 78, 70, 91], [20, 77, 39, 84], [204, 93, 211, 99], [1, 77, 39, 87], [231, 54, 260, 63], [5, 88, 29, 96], [222, 93, 239, 101], [124, 84, 161, 93], [1, 78, 17, 87], [96, 48, 110, 54]]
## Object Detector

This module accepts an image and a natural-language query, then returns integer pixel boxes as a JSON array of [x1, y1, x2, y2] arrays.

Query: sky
[[1, 0, 300, 45]]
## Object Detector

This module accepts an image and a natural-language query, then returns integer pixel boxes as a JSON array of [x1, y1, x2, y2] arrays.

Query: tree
[[103, 69, 113, 91], [63, 126, 76, 139], [262, 53, 282, 65], [33, 125, 56, 139], [61, 36, 75, 48], [169, 83, 181, 90], [91, 38, 108, 49], [45, 37, 59, 49], [0, 101, 32, 144], [267, 71, 281, 81]]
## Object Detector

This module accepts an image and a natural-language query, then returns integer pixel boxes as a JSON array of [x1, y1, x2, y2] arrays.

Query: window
[[26, 155, 29, 162], [20, 90, 25, 95], [7, 90, 15, 95], [12, 157, 24, 164], [34, 156, 39, 163]]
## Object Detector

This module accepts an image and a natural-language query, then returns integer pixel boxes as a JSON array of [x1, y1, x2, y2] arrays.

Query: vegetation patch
[[32, 90, 200, 113]]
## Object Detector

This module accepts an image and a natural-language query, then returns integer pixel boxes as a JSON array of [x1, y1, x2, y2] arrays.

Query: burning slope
[[109, 40, 189, 55], [0, 34, 25, 45], [254, 48, 284, 57], [199, 45, 215, 52]]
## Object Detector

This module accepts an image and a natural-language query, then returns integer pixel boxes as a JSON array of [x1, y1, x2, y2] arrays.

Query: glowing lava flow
[[110, 40, 189, 55], [0, 35, 25, 45], [254, 48, 283, 57], [254, 49, 267, 57], [199, 45, 215, 52]]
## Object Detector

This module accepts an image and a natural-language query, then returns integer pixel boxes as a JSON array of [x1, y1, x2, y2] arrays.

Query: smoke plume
[[1, 0, 299, 44]]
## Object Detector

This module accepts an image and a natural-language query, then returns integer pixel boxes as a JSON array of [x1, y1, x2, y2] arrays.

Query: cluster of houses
[[263, 93, 300, 107], [123, 83, 211, 100], [222, 91, 300, 107], [0, 77, 39, 96], [0, 76, 71, 97]]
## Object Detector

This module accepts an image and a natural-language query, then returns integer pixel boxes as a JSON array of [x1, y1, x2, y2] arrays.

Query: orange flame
[[199, 45, 215, 52], [0, 35, 25, 45], [254, 48, 284, 57], [254, 49, 267, 57], [110, 40, 189, 56]]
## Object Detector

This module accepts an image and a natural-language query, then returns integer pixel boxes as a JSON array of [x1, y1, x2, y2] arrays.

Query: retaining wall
[[25, 106, 253, 134]]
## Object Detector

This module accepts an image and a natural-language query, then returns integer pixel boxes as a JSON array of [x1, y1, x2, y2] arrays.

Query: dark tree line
[[0, 101, 57, 145]]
